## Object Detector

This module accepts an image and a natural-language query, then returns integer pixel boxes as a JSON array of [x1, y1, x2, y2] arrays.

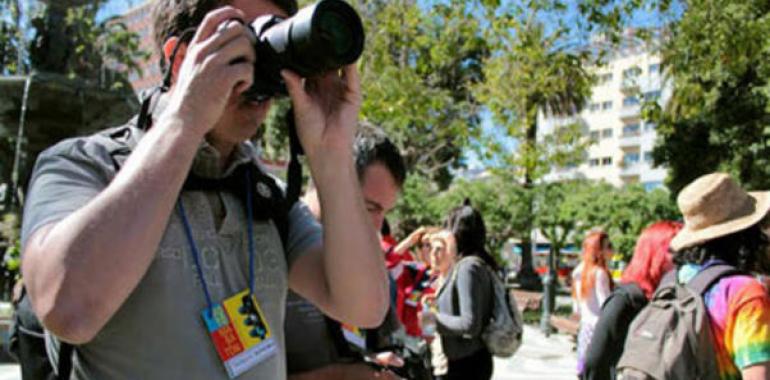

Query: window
[[602, 101, 613, 110], [644, 151, 654, 162], [623, 67, 642, 78], [623, 96, 640, 107], [624, 152, 641, 165], [599, 73, 613, 84], [644, 122, 657, 131], [589, 159, 600, 167], [644, 90, 662, 101], [602, 128, 613, 138], [590, 131, 600, 141], [602, 157, 613, 166], [590, 103, 600, 112], [649, 63, 660, 74], [643, 181, 663, 191], [623, 123, 640, 136]]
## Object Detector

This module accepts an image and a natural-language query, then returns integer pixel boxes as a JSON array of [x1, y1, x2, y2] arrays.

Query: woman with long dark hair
[[581, 221, 683, 380], [422, 200, 497, 380], [575, 231, 614, 376]]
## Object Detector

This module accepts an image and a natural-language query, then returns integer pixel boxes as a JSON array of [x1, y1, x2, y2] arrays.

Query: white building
[[541, 33, 669, 190]]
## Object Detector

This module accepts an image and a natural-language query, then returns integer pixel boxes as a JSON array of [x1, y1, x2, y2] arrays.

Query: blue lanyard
[[177, 167, 257, 311]]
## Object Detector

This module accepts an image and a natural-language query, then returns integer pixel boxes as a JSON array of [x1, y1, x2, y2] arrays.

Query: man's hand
[[371, 351, 405, 368], [288, 363, 403, 380], [163, 6, 256, 136], [281, 65, 361, 160]]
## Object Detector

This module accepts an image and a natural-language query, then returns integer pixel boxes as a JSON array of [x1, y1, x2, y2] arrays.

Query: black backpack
[[8, 115, 304, 379]]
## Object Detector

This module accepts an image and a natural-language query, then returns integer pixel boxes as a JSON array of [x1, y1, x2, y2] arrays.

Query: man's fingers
[[229, 62, 254, 95], [196, 23, 252, 63], [341, 64, 361, 99], [209, 34, 256, 66], [192, 6, 245, 45], [281, 69, 310, 107]]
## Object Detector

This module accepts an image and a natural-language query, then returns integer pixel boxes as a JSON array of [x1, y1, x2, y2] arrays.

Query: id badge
[[202, 289, 277, 378], [341, 323, 367, 350], [405, 289, 423, 307]]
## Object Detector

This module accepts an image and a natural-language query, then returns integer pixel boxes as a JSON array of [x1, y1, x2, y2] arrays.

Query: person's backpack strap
[[659, 269, 677, 288], [56, 342, 74, 380], [323, 316, 362, 360], [687, 264, 743, 295]]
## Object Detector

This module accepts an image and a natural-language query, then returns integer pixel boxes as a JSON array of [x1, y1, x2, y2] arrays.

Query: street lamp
[[539, 245, 557, 336]]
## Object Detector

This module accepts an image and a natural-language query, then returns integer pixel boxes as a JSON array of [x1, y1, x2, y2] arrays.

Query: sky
[[97, 0, 145, 22], [92, 0, 677, 172]]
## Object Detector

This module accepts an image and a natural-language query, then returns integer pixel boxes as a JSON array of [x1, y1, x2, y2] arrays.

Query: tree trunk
[[515, 117, 542, 290]]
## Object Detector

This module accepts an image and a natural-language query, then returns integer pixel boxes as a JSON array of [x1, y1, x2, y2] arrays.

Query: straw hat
[[670, 173, 770, 251]]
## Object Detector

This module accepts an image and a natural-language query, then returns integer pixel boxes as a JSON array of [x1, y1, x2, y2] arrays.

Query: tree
[[650, 0, 770, 193], [0, 0, 28, 74], [0, 1, 147, 210], [473, 2, 594, 289], [565, 182, 679, 260], [389, 174, 531, 266], [29, 1, 148, 89], [356, 0, 489, 189]]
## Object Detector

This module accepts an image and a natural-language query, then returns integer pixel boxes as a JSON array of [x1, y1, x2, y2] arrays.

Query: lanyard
[[177, 167, 257, 311]]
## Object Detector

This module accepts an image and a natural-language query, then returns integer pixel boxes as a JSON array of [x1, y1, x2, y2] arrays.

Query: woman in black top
[[581, 221, 682, 380], [422, 200, 498, 380]]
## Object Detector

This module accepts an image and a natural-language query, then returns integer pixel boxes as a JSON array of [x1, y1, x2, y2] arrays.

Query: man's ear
[[162, 36, 187, 87]]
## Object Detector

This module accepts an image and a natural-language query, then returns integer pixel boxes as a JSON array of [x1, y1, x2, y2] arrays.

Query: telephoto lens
[[243, 0, 365, 101]]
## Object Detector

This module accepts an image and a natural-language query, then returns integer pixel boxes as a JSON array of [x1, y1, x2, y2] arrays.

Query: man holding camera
[[285, 127, 406, 380], [19, 0, 388, 379]]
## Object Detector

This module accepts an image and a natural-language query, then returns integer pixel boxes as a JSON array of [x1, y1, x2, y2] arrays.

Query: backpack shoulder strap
[[56, 341, 74, 380], [659, 269, 677, 288], [686, 264, 743, 295]]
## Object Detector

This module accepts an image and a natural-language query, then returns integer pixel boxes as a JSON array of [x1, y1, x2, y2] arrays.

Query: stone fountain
[[0, 73, 139, 210], [0, 0, 141, 211]]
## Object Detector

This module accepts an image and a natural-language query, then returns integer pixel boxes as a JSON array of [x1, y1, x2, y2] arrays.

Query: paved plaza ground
[[0, 325, 577, 380], [0, 364, 16, 380], [493, 325, 578, 380]]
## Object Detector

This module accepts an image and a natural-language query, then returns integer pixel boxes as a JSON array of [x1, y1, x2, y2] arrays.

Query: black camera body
[[243, 0, 365, 102]]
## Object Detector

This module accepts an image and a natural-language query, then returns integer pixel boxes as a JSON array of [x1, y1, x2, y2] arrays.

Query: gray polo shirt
[[21, 123, 322, 380]]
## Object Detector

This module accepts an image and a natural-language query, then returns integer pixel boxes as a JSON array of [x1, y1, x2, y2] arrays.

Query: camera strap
[[285, 107, 304, 206]]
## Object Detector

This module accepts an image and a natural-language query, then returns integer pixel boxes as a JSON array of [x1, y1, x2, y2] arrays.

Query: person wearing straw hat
[[669, 172, 770, 380]]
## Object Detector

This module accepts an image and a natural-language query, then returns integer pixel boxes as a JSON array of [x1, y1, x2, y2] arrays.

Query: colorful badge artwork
[[202, 289, 277, 379], [341, 323, 367, 350]]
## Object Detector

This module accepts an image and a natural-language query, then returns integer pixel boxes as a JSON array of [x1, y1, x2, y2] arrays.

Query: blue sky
[[94, 0, 677, 171], [97, 0, 145, 21]]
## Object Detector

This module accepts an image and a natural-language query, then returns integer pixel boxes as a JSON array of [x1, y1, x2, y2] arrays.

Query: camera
[[242, 0, 365, 102]]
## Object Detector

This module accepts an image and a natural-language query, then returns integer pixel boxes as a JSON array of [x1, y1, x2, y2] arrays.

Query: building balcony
[[620, 162, 644, 177], [619, 133, 641, 148], [620, 78, 640, 94], [619, 105, 641, 120]]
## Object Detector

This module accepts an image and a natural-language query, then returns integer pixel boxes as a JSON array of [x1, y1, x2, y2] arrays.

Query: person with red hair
[[581, 221, 683, 380], [575, 231, 614, 376]]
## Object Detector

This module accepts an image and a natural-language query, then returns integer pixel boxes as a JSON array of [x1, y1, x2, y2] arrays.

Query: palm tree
[[475, 13, 593, 290]]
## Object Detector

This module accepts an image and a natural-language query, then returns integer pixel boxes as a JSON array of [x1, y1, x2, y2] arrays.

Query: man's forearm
[[311, 152, 388, 327], [23, 115, 204, 344]]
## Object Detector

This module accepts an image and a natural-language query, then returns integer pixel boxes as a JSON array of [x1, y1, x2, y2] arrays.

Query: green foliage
[[474, 2, 595, 183], [0, 213, 21, 274], [390, 174, 531, 264], [0, 0, 26, 74], [0, 0, 151, 89], [356, 0, 489, 188], [438, 177, 531, 258], [552, 181, 679, 260], [390, 174, 677, 267], [388, 174, 444, 238], [651, 0, 770, 193]]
